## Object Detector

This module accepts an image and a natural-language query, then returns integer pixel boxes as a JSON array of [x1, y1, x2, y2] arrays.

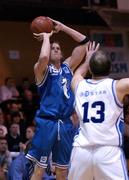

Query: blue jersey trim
[[120, 150, 129, 180], [86, 79, 106, 84], [112, 80, 123, 108], [116, 112, 123, 147]]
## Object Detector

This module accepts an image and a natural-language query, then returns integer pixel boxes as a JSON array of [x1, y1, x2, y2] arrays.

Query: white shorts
[[68, 146, 128, 180]]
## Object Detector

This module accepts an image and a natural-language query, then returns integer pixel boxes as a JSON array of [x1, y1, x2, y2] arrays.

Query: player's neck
[[51, 62, 61, 69], [92, 75, 109, 80]]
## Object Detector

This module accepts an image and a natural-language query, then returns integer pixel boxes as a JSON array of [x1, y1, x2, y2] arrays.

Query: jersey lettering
[[62, 77, 70, 99]]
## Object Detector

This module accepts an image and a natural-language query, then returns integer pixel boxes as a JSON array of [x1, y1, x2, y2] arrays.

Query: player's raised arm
[[49, 18, 90, 71], [34, 32, 52, 84], [49, 18, 87, 42], [72, 41, 100, 92]]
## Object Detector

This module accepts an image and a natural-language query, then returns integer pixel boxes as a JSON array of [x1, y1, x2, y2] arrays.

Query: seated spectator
[[9, 100, 24, 118], [6, 123, 21, 153], [0, 109, 8, 137], [17, 77, 37, 98], [19, 126, 35, 152], [0, 128, 6, 138], [11, 111, 26, 142], [22, 89, 39, 126], [17, 77, 31, 97], [0, 137, 12, 178], [8, 126, 35, 180], [0, 77, 19, 103], [2, 100, 25, 129], [7, 141, 34, 180]]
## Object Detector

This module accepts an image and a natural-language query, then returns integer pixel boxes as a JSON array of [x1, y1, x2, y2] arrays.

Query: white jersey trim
[[37, 66, 49, 87], [116, 112, 124, 146]]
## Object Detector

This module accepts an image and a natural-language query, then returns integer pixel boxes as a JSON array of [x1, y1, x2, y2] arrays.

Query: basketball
[[30, 16, 54, 34]]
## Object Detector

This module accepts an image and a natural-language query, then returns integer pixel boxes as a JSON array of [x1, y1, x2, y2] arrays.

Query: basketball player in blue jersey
[[69, 42, 129, 180], [26, 18, 89, 180]]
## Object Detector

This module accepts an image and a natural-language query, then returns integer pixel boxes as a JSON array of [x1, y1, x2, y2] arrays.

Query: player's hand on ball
[[48, 18, 63, 33], [33, 31, 53, 41]]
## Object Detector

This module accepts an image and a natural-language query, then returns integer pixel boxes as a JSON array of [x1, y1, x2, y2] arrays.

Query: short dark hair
[[50, 40, 60, 47], [89, 50, 111, 76]]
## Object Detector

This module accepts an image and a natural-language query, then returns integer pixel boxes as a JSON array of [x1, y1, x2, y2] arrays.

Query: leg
[[55, 167, 68, 180], [26, 118, 57, 179], [52, 122, 77, 180], [68, 147, 93, 180], [94, 146, 129, 180], [31, 165, 46, 180]]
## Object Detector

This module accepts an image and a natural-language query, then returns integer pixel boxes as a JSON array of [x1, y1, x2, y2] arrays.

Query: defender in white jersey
[[68, 42, 129, 180]]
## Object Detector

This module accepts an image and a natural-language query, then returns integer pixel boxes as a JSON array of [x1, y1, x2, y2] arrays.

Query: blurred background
[[0, 0, 129, 84]]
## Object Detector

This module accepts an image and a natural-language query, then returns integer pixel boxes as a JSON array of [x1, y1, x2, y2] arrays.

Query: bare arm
[[50, 18, 86, 42], [66, 44, 86, 71], [50, 18, 89, 71], [34, 32, 52, 84], [116, 78, 129, 103], [72, 42, 100, 92]]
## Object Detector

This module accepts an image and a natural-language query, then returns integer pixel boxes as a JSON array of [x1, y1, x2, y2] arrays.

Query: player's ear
[[60, 51, 64, 62]]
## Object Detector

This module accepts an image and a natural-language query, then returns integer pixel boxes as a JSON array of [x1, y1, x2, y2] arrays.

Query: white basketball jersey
[[74, 78, 124, 147]]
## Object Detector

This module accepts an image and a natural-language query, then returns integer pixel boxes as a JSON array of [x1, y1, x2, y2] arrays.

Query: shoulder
[[116, 78, 129, 102], [62, 63, 73, 74]]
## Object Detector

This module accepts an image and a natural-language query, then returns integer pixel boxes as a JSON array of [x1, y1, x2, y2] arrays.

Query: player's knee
[[56, 167, 68, 180], [34, 165, 45, 177]]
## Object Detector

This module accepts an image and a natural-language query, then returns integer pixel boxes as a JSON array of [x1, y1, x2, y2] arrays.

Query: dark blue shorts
[[26, 117, 77, 169]]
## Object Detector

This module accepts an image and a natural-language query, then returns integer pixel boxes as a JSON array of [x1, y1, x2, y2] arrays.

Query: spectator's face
[[0, 140, 8, 153], [10, 103, 19, 112], [12, 116, 20, 123], [26, 127, 34, 140], [24, 90, 33, 101], [23, 80, 30, 89], [10, 124, 19, 135]]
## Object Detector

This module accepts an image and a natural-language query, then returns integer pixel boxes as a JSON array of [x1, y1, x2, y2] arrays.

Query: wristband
[[79, 37, 89, 45]]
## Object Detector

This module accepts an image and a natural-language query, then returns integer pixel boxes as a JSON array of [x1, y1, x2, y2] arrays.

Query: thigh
[[94, 146, 129, 180], [68, 147, 93, 180], [52, 123, 77, 168], [26, 118, 57, 167]]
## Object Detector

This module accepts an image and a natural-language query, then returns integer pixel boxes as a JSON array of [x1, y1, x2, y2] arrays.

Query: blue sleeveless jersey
[[36, 63, 74, 120]]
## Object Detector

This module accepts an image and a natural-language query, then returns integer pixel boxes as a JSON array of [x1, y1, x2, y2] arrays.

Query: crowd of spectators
[[0, 76, 39, 179]]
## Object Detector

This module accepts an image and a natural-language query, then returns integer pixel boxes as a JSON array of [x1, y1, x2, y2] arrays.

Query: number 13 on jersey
[[82, 101, 105, 123]]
